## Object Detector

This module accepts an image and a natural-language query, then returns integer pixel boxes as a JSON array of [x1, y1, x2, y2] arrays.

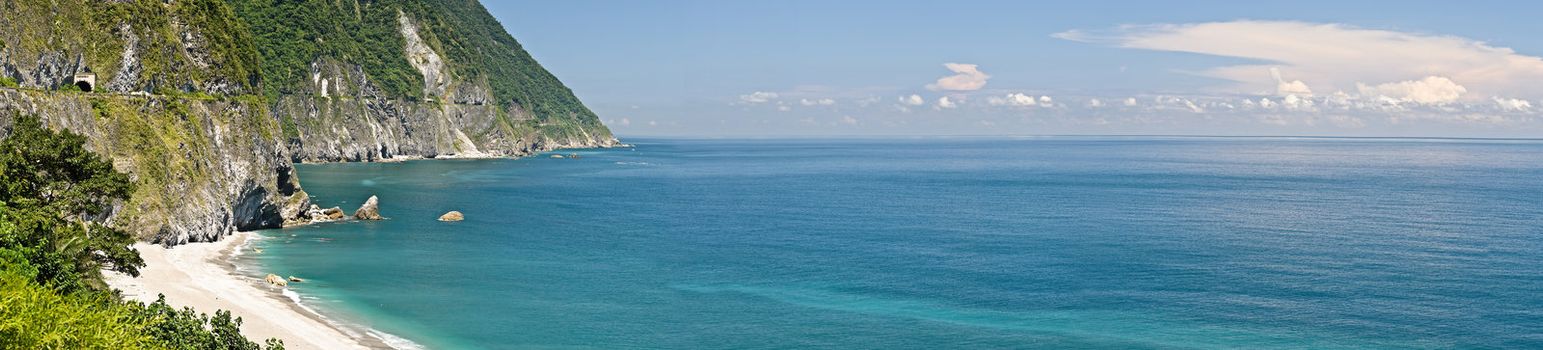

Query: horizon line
[[612, 133, 1543, 142]]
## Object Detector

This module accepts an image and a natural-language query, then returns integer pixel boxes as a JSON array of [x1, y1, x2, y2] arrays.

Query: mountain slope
[[0, 0, 615, 244], [232, 0, 615, 161]]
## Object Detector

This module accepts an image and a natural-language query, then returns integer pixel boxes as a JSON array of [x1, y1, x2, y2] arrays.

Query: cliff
[[0, 0, 614, 244], [0, 90, 308, 245], [233, 0, 618, 162]]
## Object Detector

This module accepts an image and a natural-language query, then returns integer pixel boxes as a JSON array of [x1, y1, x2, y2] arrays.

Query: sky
[[483, 1, 1543, 138]]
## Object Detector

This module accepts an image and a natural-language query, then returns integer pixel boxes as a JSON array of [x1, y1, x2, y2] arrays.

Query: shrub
[[0, 249, 156, 349], [0, 114, 283, 349]]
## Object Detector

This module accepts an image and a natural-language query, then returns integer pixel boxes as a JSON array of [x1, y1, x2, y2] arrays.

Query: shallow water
[[251, 137, 1543, 349]]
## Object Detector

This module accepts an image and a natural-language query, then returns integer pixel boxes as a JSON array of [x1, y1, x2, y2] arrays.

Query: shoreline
[[105, 232, 396, 350]]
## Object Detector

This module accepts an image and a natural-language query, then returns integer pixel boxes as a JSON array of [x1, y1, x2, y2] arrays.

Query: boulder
[[264, 274, 288, 287], [438, 211, 464, 222], [353, 195, 383, 220], [288, 276, 305, 283], [322, 207, 345, 220]]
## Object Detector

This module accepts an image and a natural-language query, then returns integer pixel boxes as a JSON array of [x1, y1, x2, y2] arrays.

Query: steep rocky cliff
[[0, 90, 309, 244], [0, 0, 615, 244], [234, 0, 618, 162]]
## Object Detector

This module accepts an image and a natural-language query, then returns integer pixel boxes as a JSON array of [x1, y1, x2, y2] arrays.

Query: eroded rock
[[353, 195, 383, 220]]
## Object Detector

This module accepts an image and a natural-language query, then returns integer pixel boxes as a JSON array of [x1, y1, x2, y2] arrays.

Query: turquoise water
[[249, 137, 1543, 349]]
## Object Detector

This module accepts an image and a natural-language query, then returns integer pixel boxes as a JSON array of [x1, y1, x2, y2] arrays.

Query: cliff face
[[278, 57, 616, 163], [0, 90, 309, 245], [0, 0, 615, 244], [235, 1, 618, 163]]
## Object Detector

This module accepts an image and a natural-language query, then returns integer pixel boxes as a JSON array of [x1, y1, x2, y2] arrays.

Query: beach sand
[[104, 232, 386, 350]]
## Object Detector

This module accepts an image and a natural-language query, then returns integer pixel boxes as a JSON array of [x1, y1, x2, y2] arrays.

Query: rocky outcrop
[[353, 195, 382, 220], [265, 274, 288, 287], [438, 211, 464, 222], [302, 205, 346, 223]]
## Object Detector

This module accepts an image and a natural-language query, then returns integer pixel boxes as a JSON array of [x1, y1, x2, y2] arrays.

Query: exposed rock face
[[353, 195, 382, 220], [279, 58, 618, 163], [0, 90, 310, 245], [438, 211, 464, 222], [397, 12, 448, 99]]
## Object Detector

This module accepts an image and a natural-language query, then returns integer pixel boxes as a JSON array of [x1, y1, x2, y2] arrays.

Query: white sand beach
[[104, 232, 383, 350]]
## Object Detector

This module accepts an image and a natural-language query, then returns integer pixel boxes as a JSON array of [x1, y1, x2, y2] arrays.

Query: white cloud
[[988, 93, 1037, 106], [1282, 94, 1315, 111], [739, 91, 779, 104], [800, 98, 836, 106], [1039, 96, 1054, 105], [1055, 20, 1543, 100], [777, 105, 792, 112], [1183, 99, 1204, 113], [1494, 97, 1533, 111], [619, 118, 631, 126], [839, 115, 860, 125], [1088, 98, 1104, 108], [899, 94, 926, 106], [1356, 76, 1467, 105], [1123, 97, 1138, 106], [936, 96, 958, 109], [926, 63, 991, 91], [1271, 67, 1313, 96]]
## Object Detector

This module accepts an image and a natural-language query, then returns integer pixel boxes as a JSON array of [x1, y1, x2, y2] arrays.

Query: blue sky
[[484, 1, 1543, 137]]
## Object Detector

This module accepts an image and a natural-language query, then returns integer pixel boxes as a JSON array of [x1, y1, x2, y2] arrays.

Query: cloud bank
[[1054, 20, 1543, 101]]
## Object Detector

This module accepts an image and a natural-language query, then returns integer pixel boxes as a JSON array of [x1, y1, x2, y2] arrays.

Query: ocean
[[245, 137, 1543, 349]]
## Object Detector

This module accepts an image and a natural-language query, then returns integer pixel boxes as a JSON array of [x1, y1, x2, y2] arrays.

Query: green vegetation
[[229, 0, 424, 100], [0, 77, 17, 88], [230, 0, 610, 137], [0, 0, 261, 94], [0, 115, 282, 349], [0, 115, 140, 292]]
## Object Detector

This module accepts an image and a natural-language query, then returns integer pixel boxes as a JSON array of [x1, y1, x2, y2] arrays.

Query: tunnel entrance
[[72, 73, 95, 93]]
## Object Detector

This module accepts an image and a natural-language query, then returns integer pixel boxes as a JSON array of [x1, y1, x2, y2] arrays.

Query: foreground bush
[[0, 250, 154, 349], [0, 115, 282, 349]]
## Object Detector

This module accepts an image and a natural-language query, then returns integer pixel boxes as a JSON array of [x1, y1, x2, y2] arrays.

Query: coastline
[[104, 232, 393, 350]]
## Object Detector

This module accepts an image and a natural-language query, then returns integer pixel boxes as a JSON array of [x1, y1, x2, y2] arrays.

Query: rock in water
[[288, 276, 305, 283], [265, 274, 288, 287], [439, 211, 464, 222], [354, 195, 383, 220], [322, 207, 345, 220]]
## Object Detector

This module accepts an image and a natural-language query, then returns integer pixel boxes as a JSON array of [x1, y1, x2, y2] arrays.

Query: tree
[[0, 114, 140, 292]]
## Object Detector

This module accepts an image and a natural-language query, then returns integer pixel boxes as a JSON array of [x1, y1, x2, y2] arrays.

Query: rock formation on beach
[[439, 211, 465, 222], [353, 196, 383, 220], [265, 274, 288, 287]]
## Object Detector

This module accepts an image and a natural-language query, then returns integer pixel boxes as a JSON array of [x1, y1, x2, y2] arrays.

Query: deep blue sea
[[247, 137, 1543, 349]]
